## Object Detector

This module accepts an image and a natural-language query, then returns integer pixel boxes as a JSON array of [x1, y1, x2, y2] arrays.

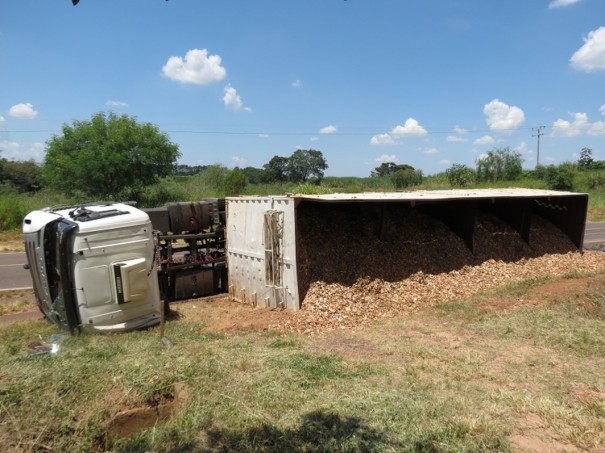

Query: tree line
[[0, 112, 330, 199], [1, 111, 600, 201], [444, 147, 603, 191]]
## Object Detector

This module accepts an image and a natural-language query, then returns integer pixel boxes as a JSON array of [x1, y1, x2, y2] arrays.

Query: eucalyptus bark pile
[[282, 204, 604, 333]]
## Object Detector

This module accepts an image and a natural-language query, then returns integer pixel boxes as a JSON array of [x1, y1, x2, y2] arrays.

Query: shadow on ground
[[203, 410, 396, 452], [111, 410, 404, 452]]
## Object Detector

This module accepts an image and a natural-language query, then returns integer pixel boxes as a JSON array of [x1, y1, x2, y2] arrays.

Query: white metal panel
[[226, 197, 300, 310], [72, 222, 161, 332]]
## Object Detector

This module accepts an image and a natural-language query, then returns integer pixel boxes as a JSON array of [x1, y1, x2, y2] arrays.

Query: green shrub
[[123, 179, 189, 208], [445, 164, 475, 187], [587, 173, 605, 190], [292, 182, 334, 195], [0, 195, 28, 230], [391, 168, 423, 189], [476, 147, 523, 182], [221, 168, 248, 196], [541, 165, 575, 191]]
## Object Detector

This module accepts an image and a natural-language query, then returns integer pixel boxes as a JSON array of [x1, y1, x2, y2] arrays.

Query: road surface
[[0, 252, 31, 291], [2, 222, 605, 292], [583, 221, 605, 246]]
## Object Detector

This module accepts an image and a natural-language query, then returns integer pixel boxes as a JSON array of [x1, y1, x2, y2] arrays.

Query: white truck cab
[[23, 202, 161, 333]]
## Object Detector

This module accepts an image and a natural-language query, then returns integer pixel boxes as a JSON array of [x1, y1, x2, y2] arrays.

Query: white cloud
[[319, 125, 337, 134], [600, 104, 605, 115], [548, 0, 581, 8], [9, 103, 38, 120], [310, 136, 320, 142], [552, 112, 605, 136], [292, 79, 302, 88], [232, 156, 247, 166], [0, 140, 20, 157], [513, 142, 532, 155], [447, 125, 467, 142], [0, 140, 44, 161], [439, 159, 451, 165], [588, 121, 605, 135], [390, 118, 428, 136], [162, 48, 227, 85], [0, 116, 5, 124], [222, 85, 251, 112], [258, 134, 269, 139], [370, 133, 397, 146], [474, 135, 496, 145], [371, 117, 427, 145], [422, 147, 438, 155], [552, 112, 589, 137], [105, 100, 128, 108], [570, 27, 605, 72], [483, 99, 525, 131], [375, 154, 398, 164], [28, 142, 45, 161]]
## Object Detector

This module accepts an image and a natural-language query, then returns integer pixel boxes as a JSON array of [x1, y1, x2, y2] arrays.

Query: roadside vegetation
[[0, 291, 35, 316], [1, 272, 604, 451], [1, 112, 605, 234]]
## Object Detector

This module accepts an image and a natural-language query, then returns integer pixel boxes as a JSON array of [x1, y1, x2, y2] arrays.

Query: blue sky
[[1, 0, 604, 177]]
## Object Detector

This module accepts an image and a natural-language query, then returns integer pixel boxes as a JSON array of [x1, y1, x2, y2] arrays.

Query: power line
[[2, 125, 550, 137]]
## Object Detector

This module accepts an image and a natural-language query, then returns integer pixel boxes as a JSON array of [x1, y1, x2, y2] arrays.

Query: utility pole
[[532, 126, 545, 168]]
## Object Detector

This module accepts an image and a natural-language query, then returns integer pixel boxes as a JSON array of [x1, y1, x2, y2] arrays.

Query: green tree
[[538, 164, 574, 191], [196, 164, 229, 188], [371, 162, 414, 177], [42, 112, 180, 198], [286, 149, 329, 183], [173, 164, 206, 176], [262, 156, 290, 183], [445, 163, 474, 187], [476, 147, 523, 182], [578, 147, 594, 169], [391, 168, 423, 189], [241, 166, 265, 184], [0, 158, 41, 192], [221, 167, 248, 195]]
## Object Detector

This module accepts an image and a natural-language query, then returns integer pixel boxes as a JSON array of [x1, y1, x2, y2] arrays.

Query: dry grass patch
[[0, 290, 36, 316], [0, 230, 24, 252]]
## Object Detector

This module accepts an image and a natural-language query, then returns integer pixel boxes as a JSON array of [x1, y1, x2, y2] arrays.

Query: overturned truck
[[23, 200, 226, 333], [23, 188, 588, 333]]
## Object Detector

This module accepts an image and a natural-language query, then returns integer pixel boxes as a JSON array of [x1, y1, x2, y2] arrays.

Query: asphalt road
[[583, 221, 605, 245], [0, 252, 31, 291], [3, 222, 605, 292]]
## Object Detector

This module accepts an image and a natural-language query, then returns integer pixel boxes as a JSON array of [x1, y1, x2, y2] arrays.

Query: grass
[[1, 273, 605, 452], [0, 291, 35, 316]]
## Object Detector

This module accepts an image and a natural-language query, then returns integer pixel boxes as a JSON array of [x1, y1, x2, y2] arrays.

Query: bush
[[292, 182, 334, 195], [221, 168, 248, 196], [587, 173, 605, 190], [122, 179, 189, 208], [0, 195, 28, 230], [391, 168, 423, 189], [476, 147, 523, 182], [445, 164, 474, 187], [540, 165, 575, 191]]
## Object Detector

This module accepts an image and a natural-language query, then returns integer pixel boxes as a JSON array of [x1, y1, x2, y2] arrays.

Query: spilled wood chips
[[280, 204, 605, 333]]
